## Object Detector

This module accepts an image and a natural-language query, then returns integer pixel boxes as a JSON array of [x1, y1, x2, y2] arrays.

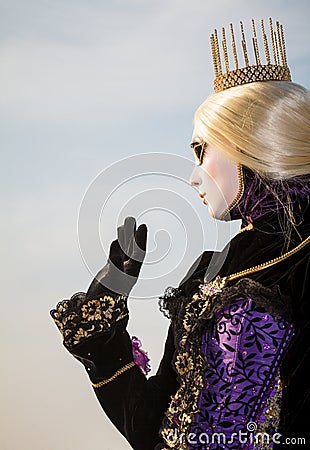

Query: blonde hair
[[194, 81, 310, 179]]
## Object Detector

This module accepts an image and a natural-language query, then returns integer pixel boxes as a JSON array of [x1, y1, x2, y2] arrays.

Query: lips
[[199, 191, 208, 205]]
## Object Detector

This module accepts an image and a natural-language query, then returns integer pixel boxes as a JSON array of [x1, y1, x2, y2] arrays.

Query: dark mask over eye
[[190, 142, 207, 164]]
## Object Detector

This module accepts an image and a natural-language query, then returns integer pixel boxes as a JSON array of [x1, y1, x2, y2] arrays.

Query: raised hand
[[86, 216, 148, 299]]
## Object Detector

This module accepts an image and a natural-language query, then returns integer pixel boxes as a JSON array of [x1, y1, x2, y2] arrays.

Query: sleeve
[[281, 250, 310, 437], [50, 291, 179, 450]]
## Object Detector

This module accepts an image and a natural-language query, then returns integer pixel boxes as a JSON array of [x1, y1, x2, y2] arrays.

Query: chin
[[208, 205, 226, 220], [208, 206, 216, 219]]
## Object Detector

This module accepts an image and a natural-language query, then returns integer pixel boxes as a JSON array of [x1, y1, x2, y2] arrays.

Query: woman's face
[[189, 131, 240, 219]]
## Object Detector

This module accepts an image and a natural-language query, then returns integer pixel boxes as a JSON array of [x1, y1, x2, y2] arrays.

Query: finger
[[108, 239, 124, 270], [135, 224, 147, 250], [124, 216, 136, 255], [117, 224, 125, 254], [131, 224, 148, 262]]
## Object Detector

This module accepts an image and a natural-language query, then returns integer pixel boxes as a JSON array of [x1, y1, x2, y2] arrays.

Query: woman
[[51, 19, 310, 449]]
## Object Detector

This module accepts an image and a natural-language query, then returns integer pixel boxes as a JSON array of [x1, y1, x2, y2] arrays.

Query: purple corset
[[188, 297, 294, 449]]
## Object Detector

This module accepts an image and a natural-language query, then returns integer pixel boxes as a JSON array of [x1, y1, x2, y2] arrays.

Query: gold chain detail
[[219, 163, 245, 220], [239, 222, 254, 233], [91, 361, 136, 388], [200, 234, 310, 298], [227, 235, 310, 282]]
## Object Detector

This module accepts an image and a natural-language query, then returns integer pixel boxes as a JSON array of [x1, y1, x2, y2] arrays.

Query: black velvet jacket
[[51, 171, 310, 450]]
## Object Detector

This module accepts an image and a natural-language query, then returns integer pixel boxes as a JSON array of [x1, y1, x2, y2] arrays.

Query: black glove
[[86, 216, 148, 299], [50, 216, 147, 352]]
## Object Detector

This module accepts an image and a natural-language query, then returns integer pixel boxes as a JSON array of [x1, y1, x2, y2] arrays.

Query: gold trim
[[219, 163, 244, 220], [227, 234, 310, 282], [91, 361, 136, 388], [239, 222, 254, 233], [201, 234, 310, 295], [214, 64, 291, 93]]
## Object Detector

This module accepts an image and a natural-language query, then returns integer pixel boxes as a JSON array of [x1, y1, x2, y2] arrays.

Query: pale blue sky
[[2, 1, 309, 449]]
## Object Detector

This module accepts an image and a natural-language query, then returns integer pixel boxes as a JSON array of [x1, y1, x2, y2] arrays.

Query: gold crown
[[210, 18, 292, 93]]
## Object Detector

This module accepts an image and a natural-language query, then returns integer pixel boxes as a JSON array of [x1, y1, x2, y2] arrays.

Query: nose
[[189, 165, 201, 187]]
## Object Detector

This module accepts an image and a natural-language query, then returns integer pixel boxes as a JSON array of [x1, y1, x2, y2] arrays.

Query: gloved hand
[[50, 216, 147, 352], [86, 216, 148, 299]]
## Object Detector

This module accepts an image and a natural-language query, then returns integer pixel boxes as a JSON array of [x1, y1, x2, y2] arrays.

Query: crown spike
[[213, 28, 222, 75], [269, 18, 278, 64], [276, 21, 285, 65], [240, 21, 249, 67], [274, 30, 280, 65], [251, 18, 261, 65], [210, 34, 219, 77], [261, 19, 271, 65], [212, 18, 291, 93], [280, 23, 288, 66], [222, 27, 230, 73], [230, 23, 239, 69]]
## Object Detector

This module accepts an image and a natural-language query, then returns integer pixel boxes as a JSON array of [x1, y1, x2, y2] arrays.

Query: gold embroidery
[[50, 293, 128, 349], [161, 290, 206, 449], [161, 352, 204, 448], [175, 352, 194, 376], [81, 299, 102, 321], [253, 373, 283, 449]]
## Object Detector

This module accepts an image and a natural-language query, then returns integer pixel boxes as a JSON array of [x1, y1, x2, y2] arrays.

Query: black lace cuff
[[50, 291, 129, 350]]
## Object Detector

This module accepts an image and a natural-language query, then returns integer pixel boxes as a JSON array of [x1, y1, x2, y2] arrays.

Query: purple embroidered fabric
[[131, 336, 151, 376], [229, 167, 310, 226], [187, 297, 294, 450]]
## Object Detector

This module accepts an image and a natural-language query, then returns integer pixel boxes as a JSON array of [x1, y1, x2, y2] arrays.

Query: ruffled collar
[[228, 167, 310, 230]]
